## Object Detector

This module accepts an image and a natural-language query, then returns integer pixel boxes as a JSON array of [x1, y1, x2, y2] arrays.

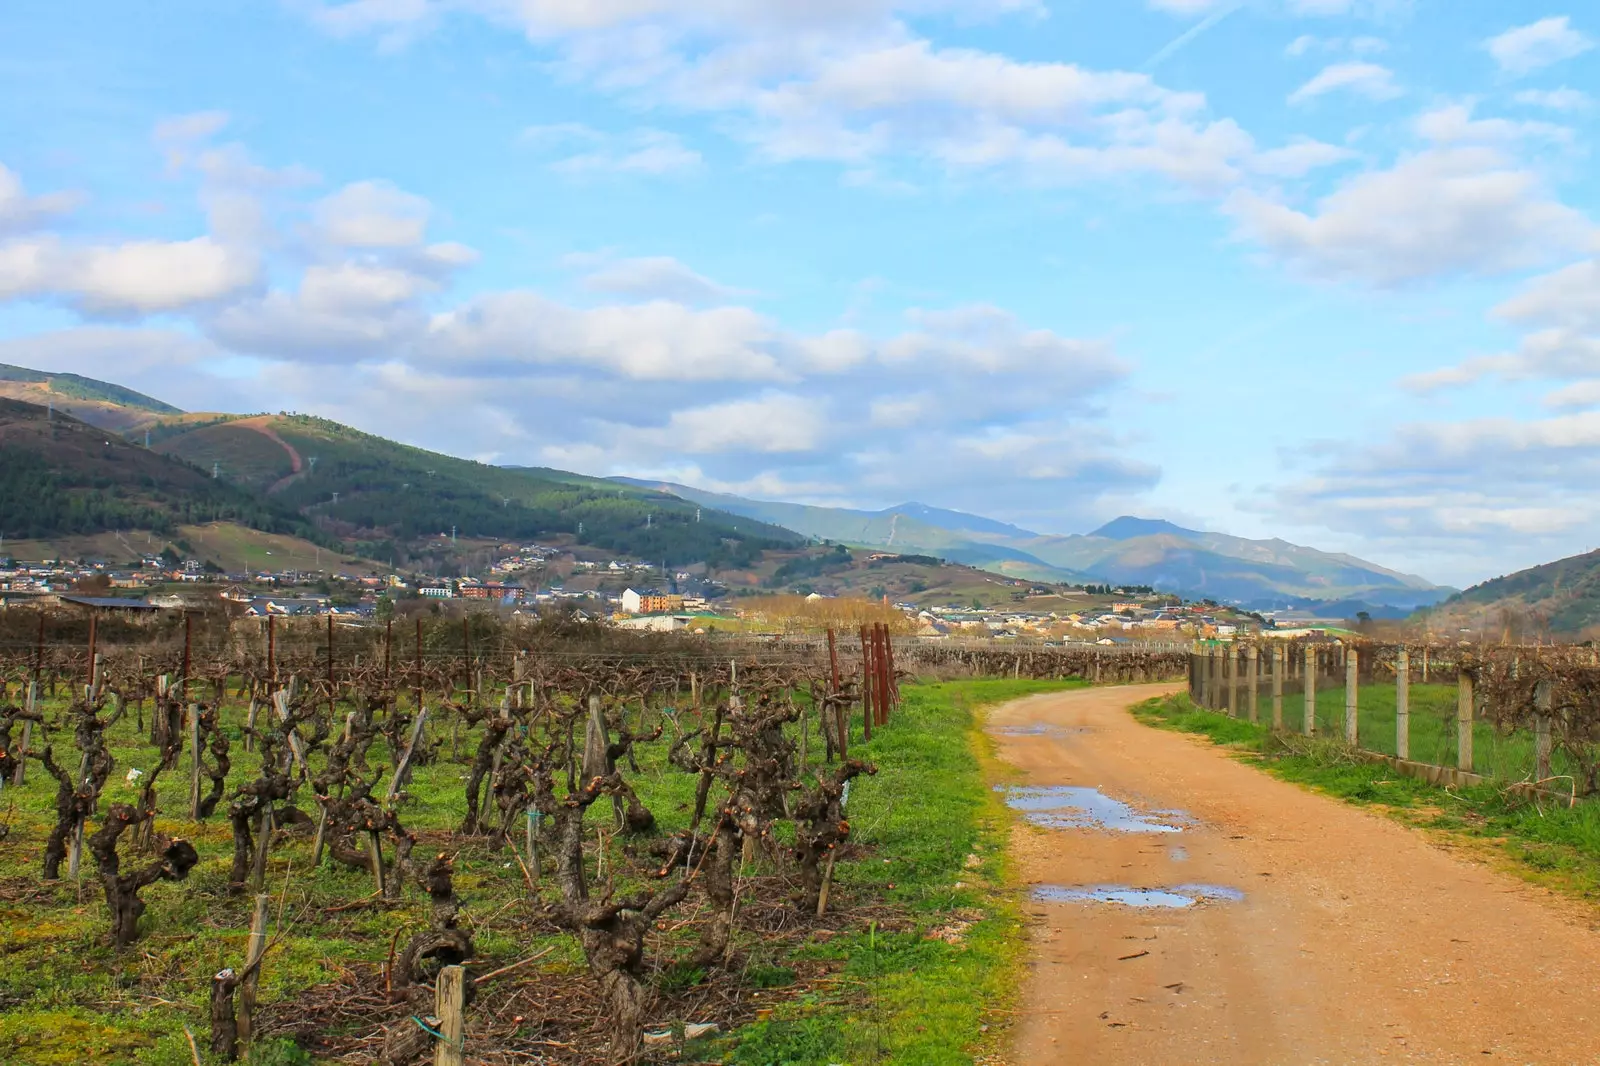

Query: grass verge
[[1134, 692, 1600, 902], [725, 677, 1085, 1065]]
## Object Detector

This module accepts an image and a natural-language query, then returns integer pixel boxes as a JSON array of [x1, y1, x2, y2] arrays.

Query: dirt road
[[990, 684, 1600, 1065]]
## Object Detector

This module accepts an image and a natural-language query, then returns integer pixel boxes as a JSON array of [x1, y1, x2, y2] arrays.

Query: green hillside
[[147, 414, 803, 567], [0, 398, 323, 543], [0, 363, 181, 413], [1420, 549, 1600, 636]]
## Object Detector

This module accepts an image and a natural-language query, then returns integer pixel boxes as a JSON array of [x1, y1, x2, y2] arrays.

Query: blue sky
[[1, 0, 1597, 587]]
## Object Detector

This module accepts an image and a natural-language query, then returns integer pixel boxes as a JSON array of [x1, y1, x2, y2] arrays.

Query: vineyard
[[0, 610, 1186, 1065]]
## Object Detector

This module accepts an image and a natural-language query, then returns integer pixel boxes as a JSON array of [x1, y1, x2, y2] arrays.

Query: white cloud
[[314, 180, 433, 247], [1286, 34, 1388, 57], [0, 164, 78, 235], [1248, 137, 1356, 177], [523, 124, 702, 175], [1542, 380, 1600, 410], [1513, 87, 1592, 111], [1486, 16, 1594, 77], [0, 234, 259, 313], [579, 256, 736, 303], [320, 1, 1259, 193], [1227, 146, 1594, 286], [1287, 61, 1401, 104], [661, 393, 825, 454], [152, 110, 231, 144], [1271, 410, 1600, 554], [423, 293, 788, 381], [1147, 0, 1228, 13], [72, 237, 259, 314], [1396, 259, 1600, 393], [1414, 101, 1571, 146]]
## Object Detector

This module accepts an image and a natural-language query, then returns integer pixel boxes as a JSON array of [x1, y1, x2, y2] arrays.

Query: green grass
[[1224, 674, 1572, 781], [0, 677, 1083, 1065], [1135, 692, 1600, 900], [721, 677, 1087, 1064]]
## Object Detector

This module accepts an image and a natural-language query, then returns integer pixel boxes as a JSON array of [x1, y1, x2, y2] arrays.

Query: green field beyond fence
[[1190, 644, 1587, 790]]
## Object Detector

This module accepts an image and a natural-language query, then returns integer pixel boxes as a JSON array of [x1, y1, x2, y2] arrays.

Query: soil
[[989, 683, 1600, 1065]]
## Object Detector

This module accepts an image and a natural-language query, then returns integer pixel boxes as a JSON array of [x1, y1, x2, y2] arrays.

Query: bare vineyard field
[[0, 612, 1169, 1065]]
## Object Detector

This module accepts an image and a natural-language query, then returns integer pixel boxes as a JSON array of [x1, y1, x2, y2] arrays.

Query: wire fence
[[1188, 641, 1600, 798]]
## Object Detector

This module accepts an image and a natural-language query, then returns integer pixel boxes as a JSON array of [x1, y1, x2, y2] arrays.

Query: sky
[[0, 0, 1597, 588]]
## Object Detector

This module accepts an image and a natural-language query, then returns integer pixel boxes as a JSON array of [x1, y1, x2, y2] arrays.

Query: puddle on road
[[994, 723, 1092, 737], [1032, 883, 1245, 908], [998, 785, 1190, 834]]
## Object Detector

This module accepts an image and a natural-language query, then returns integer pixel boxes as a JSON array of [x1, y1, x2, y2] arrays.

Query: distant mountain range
[[611, 479, 1454, 614], [0, 361, 1457, 611]]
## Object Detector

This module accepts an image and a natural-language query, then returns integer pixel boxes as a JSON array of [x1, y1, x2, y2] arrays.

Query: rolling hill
[[0, 363, 804, 571], [1419, 549, 1600, 637], [0, 362, 179, 432], [614, 478, 1452, 613], [0, 397, 322, 545]]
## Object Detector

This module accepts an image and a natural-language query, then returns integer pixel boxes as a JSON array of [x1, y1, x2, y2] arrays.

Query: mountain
[[610, 478, 1452, 612], [0, 363, 180, 432], [1090, 516, 1197, 541], [1419, 549, 1600, 637], [0, 397, 321, 544], [146, 417, 802, 568], [0, 364, 804, 571]]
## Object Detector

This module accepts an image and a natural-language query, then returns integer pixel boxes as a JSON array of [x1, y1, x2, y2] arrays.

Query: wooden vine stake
[[237, 894, 270, 1052], [434, 964, 466, 1066], [189, 703, 203, 819]]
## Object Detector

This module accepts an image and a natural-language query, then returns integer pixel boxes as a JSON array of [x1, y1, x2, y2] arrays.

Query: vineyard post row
[[1188, 639, 1597, 798]]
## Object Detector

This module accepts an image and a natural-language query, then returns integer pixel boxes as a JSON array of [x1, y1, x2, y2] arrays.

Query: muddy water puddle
[[1032, 883, 1245, 908], [999, 785, 1191, 834], [994, 723, 1092, 737]]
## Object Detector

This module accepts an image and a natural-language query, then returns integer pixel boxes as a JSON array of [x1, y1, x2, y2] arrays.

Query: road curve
[[989, 683, 1600, 1065]]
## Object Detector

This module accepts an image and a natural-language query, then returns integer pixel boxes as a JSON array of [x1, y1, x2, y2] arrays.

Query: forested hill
[[1420, 549, 1600, 636], [145, 413, 803, 567], [0, 398, 320, 542]]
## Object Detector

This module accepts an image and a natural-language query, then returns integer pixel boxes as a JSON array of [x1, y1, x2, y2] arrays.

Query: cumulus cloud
[[0, 164, 79, 235], [1287, 61, 1401, 104], [1401, 259, 1600, 393], [0, 233, 259, 313], [1268, 411, 1600, 565], [523, 125, 703, 175], [1248, 137, 1357, 177], [1513, 87, 1592, 111], [1226, 146, 1594, 286], [579, 256, 737, 303], [153, 110, 231, 144], [1486, 16, 1594, 77], [313, 180, 433, 248]]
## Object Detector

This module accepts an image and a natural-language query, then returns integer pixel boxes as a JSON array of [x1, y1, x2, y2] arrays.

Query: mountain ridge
[[607, 480, 1453, 612]]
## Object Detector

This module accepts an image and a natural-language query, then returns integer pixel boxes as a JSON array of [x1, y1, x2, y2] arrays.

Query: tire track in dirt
[[232, 416, 305, 495], [989, 683, 1600, 1065]]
